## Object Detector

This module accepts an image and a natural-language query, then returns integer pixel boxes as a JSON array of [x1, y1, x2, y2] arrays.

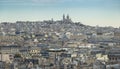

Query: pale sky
[[0, 0, 120, 27]]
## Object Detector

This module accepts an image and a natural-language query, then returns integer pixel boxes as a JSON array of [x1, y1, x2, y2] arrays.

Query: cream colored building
[[0, 54, 13, 63], [96, 53, 109, 62]]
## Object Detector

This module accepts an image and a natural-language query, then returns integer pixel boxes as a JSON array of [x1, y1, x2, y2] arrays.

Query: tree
[[14, 53, 22, 58]]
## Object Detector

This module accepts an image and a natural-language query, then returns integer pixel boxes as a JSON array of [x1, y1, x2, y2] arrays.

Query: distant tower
[[51, 18, 54, 22], [63, 14, 65, 21], [67, 14, 70, 20]]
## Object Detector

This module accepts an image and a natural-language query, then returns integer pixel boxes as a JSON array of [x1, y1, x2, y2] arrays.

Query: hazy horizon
[[0, 0, 120, 27]]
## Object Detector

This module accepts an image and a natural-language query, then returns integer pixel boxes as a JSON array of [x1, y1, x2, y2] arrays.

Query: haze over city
[[1, 0, 120, 69], [0, 0, 120, 27]]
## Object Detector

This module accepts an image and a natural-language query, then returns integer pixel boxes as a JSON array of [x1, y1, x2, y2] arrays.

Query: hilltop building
[[62, 14, 72, 23]]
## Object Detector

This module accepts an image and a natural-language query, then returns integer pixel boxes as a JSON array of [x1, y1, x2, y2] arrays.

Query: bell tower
[[67, 14, 70, 20], [63, 14, 65, 21]]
